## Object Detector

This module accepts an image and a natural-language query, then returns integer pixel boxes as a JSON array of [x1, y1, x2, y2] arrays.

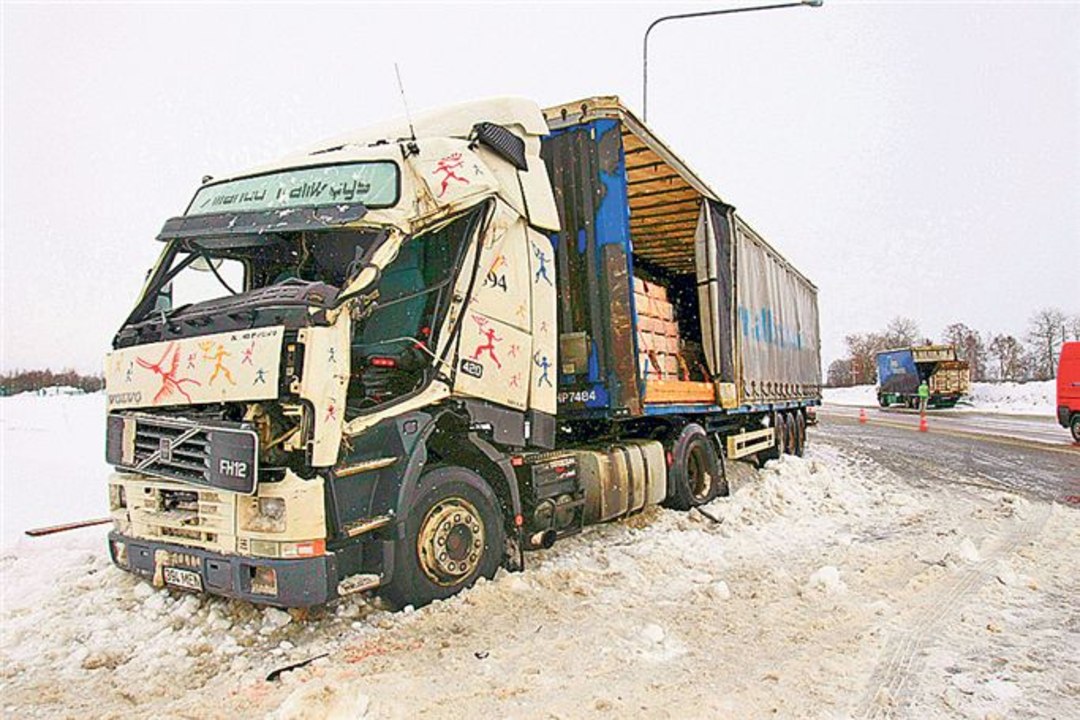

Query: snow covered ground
[[823, 380, 1057, 417], [1, 393, 1077, 718], [0, 391, 110, 547]]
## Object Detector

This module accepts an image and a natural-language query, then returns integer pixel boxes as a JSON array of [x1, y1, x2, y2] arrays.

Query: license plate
[[163, 566, 203, 592]]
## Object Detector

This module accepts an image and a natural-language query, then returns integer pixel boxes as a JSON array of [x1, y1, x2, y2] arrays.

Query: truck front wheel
[[665, 423, 724, 510], [1071, 414, 1080, 443], [382, 467, 506, 609]]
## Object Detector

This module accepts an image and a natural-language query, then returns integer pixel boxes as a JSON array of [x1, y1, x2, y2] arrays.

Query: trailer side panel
[[733, 215, 821, 405]]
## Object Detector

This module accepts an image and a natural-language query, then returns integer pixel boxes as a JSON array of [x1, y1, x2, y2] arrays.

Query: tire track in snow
[[854, 501, 1051, 719]]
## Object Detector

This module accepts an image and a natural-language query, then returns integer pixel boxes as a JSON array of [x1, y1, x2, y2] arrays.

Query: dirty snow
[[2, 393, 1078, 718], [824, 380, 1056, 417]]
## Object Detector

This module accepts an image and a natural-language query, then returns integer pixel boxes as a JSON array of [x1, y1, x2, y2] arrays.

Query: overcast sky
[[2, 1, 1078, 374]]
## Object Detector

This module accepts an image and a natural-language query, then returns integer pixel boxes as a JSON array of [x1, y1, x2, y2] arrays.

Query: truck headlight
[[240, 496, 287, 533]]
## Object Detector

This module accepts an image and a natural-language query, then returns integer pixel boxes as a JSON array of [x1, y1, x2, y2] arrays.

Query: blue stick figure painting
[[533, 243, 553, 286], [534, 352, 552, 387]]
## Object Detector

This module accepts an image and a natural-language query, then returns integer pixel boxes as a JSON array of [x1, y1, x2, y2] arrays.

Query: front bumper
[[1057, 405, 1073, 428], [109, 531, 337, 608]]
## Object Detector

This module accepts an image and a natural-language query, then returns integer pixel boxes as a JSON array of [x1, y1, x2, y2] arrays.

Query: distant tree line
[[827, 308, 1080, 387], [0, 369, 105, 396]]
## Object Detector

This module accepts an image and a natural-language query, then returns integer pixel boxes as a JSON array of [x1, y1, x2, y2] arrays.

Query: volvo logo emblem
[[159, 437, 173, 463]]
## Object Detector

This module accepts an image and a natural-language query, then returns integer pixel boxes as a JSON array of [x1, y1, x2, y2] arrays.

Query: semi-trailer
[[876, 345, 970, 409], [104, 96, 821, 608]]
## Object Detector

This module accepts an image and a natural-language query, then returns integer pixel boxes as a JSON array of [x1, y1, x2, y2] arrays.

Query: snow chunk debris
[[806, 566, 847, 596], [263, 608, 293, 631], [956, 538, 981, 564], [640, 623, 666, 644], [708, 580, 732, 601], [269, 679, 369, 720]]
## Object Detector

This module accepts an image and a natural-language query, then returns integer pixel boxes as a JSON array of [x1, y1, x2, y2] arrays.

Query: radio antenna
[[394, 62, 417, 141]]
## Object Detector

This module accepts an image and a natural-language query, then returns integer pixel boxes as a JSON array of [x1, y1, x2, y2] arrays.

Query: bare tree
[[844, 332, 886, 385], [1068, 314, 1080, 342], [1026, 308, 1067, 380], [881, 317, 920, 350], [826, 358, 853, 387], [941, 322, 988, 381], [988, 334, 1026, 381]]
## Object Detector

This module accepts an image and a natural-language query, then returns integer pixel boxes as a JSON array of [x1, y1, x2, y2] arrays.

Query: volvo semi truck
[[104, 96, 821, 608]]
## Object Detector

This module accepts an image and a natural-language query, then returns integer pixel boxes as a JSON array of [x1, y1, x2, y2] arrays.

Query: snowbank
[[822, 384, 877, 407], [823, 380, 1056, 416], [965, 380, 1056, 416]]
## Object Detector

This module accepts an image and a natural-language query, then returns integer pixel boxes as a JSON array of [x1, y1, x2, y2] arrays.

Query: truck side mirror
[[153, 282, 173, 313]]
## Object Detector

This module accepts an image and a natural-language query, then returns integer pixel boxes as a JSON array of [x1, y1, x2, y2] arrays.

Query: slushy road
[[813, 406, 1080, 504], [818, 403, 1074, 448]]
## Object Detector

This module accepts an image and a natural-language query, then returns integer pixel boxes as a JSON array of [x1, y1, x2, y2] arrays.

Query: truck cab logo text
[[218, 460, 248, 478]]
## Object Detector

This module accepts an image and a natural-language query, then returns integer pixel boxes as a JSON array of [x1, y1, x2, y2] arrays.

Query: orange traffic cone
[[859, 408, 868, 424], [919, 412, 929, 432]]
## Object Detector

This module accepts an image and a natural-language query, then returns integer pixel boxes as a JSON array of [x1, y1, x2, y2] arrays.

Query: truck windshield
[[130, 229, 385, 323]]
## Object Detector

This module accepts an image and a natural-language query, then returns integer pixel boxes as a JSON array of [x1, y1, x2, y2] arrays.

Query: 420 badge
[[460, 358, 484, 379]]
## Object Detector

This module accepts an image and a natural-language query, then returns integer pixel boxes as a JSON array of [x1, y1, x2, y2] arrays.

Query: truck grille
[[134, 423, 212, 484], [107, 413, 259, 494]]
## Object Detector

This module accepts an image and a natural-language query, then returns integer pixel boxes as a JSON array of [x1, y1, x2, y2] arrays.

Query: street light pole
[[643, 0, 823, 122]]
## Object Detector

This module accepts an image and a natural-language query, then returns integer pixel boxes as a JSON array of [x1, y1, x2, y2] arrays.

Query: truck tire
[[793, 411, 807, 457], [878, 394, 889, 408], [782, 412, 798, 455], [758, 413, 786, 464], [665, 423, 723, 510], [1071, 415, 1080, 443], [381, 467, 506, 609]]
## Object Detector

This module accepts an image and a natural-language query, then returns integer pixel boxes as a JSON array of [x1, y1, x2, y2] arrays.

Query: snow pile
[[823, 380, 1056, 416], [965, 380, 1056, 416], [0, 449, 881, 718]]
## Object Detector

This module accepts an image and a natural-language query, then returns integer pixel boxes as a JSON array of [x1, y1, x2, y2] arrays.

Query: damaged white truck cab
[[106, 96, 821, 608]]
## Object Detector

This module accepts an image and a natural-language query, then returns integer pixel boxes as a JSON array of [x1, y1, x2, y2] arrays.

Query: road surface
[[818, 404, 1074, 448], [815, 406, 1080, 505]]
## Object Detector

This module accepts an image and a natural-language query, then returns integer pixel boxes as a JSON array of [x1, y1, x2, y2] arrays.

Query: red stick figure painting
[[136, 343, 201, 404], [432, 153, 470, 198], [470, 315, 502, 369]]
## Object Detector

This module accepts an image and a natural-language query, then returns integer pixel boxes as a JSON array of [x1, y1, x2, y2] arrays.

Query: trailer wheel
[[757, 413, 785, 465], [381, 467, 506, 609], [783, 412, 799, 455], [793, 412, 807, 457], [1071, 415, 1080, 443], [665, 423, 723, 510]]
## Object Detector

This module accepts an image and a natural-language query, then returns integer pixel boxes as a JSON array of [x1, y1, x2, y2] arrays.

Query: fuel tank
[[572, 440, 666, 524]]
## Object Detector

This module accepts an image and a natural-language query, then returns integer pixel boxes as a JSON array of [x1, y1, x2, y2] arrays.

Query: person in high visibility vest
[[918, 380, 930, 413]]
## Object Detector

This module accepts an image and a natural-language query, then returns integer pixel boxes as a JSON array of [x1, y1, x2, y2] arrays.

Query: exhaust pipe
[[528, 530, 557, 550]]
